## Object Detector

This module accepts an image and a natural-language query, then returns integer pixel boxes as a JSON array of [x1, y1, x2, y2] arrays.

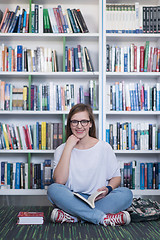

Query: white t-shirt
[[53, 140, 120, 194]]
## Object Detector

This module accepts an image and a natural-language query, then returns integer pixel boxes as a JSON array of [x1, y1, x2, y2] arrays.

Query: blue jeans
[[47, 183, 133, 225]]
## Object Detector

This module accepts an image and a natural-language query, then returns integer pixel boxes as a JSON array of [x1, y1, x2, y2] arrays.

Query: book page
[[73, 190, 105, 208]]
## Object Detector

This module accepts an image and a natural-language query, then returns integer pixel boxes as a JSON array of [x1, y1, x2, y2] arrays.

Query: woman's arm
[[53, 135, 79, 184], [96, 176, 121, 200]]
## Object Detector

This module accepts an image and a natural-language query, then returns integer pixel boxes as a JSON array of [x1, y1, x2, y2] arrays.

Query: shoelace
[[105, 213, 124, 226], [57, 210, 74, 223]]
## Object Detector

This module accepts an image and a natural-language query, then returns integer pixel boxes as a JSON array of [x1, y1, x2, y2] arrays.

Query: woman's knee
[[47, 182, 61, 196], [119, 187, 133, 204]]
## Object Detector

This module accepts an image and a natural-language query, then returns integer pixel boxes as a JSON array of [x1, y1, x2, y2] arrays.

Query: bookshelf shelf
[[0, 150, 55, 153], [1, 189, 159, 196], [106, 33, 160, 41], [0, 33, 100, 38], [0, 110, 99, 115], [132, 190, 160, 196], [0, 189, 47, 195], [106, 111, 160, 115], [0, 72, 99, 76], [114, 150, 160, 154]]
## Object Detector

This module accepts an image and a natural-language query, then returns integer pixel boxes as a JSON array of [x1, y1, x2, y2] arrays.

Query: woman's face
[[70, 111, 92, 139]]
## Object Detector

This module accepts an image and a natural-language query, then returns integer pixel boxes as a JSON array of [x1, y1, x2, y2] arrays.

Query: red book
[[134, 45, 137, 72], [22, 126, 29, 149], [131, 128, 135, 150], [156, 49, 160, 72], [140, 46, 144, 72], [17, 212, 44, 225], [25, 125, 32, 149], [53, 8, 62, 33], [25, 13, 29, 33]]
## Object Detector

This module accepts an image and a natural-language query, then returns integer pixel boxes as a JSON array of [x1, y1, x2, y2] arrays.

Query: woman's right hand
[[66, 134, 80, 149]]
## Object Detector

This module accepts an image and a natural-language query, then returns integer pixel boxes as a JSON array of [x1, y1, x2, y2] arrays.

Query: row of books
[[107, 81, 160, 112], [120, 161, 160, 190], [106, 3, 160, 34], [65, 45, 94, 72], [0, 6, 29, 33], [106, 41, 160, 72], [0, 122, 63, 150], [106, 122, 160, 151], [0, 159, 52, 190], [41, 5, 89, 34], [0, 44, 58, 72], [0, 44, 94, 72], [0, 80, 97, 111], [0, 4, 89, 34]]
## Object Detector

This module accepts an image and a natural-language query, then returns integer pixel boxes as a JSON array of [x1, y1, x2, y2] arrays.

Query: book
[[73, 190, 105, 208], [17, 212, 44, 225]]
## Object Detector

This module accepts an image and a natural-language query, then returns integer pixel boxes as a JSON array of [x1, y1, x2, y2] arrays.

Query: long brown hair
[[66, 103, 97, 139]]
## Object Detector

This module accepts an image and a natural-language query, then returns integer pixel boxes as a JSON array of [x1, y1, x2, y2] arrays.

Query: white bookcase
[[1, 0, 160, 204], [103, 0, 160, 198], [0, 0, 102, 201]]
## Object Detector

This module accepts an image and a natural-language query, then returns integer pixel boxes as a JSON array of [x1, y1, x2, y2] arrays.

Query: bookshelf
[[2, 0, 160, 203], [103, 0, 160, 197], [0, 0, 102, 201]]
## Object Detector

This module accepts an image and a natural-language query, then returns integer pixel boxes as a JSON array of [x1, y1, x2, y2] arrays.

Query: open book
[[73, 190, 105, 208]]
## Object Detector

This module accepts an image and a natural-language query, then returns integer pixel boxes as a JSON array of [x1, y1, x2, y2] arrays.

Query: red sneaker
[[51, 208, 76, 223], [103, 211, 131, 226]]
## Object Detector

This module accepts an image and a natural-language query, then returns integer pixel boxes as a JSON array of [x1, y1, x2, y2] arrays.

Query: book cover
[[17, 212, 44, 225]]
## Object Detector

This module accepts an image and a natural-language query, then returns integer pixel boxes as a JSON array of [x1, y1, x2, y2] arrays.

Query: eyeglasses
[[70, 120, 90, 127]]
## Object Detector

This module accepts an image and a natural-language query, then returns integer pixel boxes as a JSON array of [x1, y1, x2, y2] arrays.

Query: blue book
[[157, 128, 160, 150], [67, 8, 77, 33], [74, 48, 79, 72], [15, 162, 21, 189], [8, 5, 20, 33], [124, 53, 128, 72], [8, 46, 12, 72], [7, 163, 10, 187], [140, 163, 145, 189], [22, 10, 27, 32], [106, 128, 110, 143], [144, 87, 148, 111], [158, 163, 160, 189], [17, 12, 22, 33], [17, 45, 22, 71], [147, 163, 153, 189], [65, 46, 68, 72], [1, 162, 5, 185]]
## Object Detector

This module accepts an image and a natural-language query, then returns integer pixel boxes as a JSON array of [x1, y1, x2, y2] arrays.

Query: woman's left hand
[[95, 186, 109, 201]]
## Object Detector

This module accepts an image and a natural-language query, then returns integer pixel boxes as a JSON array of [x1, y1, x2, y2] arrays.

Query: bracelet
[[106, 186, 113, 194]]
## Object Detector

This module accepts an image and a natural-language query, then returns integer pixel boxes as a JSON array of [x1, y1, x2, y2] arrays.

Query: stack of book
[[106, 2, 160, 34], [0, 122, 63, 150], [65, 45, 94, 72], [0, 4, 89, 34], [1, 159, 52, 190], [17, 212, 44, 225], [0, 80, 97, 111], [120, 161, 160, 190], [107, 81, 160, 112], [106, 41, 160, 73], [106, 122, 160, 151]]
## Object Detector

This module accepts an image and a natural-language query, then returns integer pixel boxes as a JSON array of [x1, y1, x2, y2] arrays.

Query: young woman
[[47, 103, 133, 226]]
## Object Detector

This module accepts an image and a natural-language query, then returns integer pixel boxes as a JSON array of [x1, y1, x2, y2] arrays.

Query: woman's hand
[[95, 186, 109, 201], [66, 134, 80, 149]]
